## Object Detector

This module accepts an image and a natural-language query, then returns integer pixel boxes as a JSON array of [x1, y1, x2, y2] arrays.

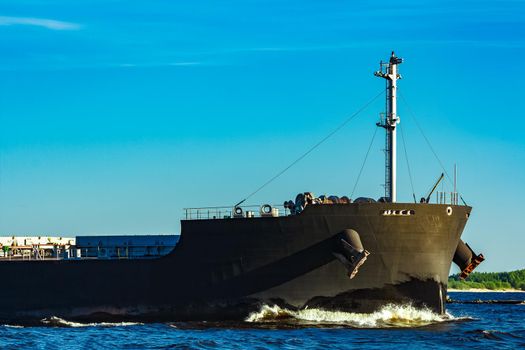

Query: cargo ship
[[0, 52, 484, 324]]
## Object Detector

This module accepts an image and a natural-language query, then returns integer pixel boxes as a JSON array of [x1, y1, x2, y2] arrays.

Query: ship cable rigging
[[344, 112, 416, 203], [349, 113, 416, 203], [350, 127, 379, 199], [235, 89, 385, 207], [398, 89, 467, 205], [399, 123, 417, 203]]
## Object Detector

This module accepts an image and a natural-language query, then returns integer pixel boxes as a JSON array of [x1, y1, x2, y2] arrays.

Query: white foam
[[40, 316, 142, 328], [246, 304, 457, 328]]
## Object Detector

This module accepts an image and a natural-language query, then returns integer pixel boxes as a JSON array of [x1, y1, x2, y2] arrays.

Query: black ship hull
[[0, 202, 470, 324]]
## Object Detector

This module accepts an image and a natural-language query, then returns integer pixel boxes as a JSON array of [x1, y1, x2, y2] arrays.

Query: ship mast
[[375, 51, 403, 203]]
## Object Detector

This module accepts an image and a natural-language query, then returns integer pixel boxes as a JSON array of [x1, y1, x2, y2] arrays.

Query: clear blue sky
[[0, 0, 523, 272]]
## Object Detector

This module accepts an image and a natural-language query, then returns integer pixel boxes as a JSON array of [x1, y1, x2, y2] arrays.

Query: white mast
[[375, 51, 403, 203]]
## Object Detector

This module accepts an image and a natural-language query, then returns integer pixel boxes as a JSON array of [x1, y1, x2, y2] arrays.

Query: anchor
[[333, 229, 370, 279], [453, 239, 484, 279]]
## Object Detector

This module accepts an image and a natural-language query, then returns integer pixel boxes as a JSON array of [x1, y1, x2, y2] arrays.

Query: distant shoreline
[[448, 288, 525, 293]]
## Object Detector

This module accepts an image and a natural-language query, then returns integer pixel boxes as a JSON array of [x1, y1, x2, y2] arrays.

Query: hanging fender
[[332, 229, 370, 279], [453, 239, 484, 279]]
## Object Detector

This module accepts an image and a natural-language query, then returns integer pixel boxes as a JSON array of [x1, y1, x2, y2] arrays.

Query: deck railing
[[183, 193, 464, 221], [435, 191, 461, 205], [183, 204, 290, 220], [0, 244, 177, 261]]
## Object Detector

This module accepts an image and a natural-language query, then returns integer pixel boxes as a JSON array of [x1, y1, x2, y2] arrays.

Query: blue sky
[[0, 0, 523, 271]]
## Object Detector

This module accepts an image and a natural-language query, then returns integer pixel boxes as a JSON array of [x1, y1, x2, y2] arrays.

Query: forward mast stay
[[375, 51, 403, 203]]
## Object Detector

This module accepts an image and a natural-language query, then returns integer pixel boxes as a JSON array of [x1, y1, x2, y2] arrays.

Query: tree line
[[448, 269, 525, 290]]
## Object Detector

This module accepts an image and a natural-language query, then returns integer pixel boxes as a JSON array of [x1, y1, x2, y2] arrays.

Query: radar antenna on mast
[[375, 51, 403, 203]]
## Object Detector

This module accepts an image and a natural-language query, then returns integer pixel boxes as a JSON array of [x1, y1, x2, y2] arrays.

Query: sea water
[[0, 292, 523, 349]]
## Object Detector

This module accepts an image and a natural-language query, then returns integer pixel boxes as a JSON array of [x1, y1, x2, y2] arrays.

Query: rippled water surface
[[1, 292, 523, 349]]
